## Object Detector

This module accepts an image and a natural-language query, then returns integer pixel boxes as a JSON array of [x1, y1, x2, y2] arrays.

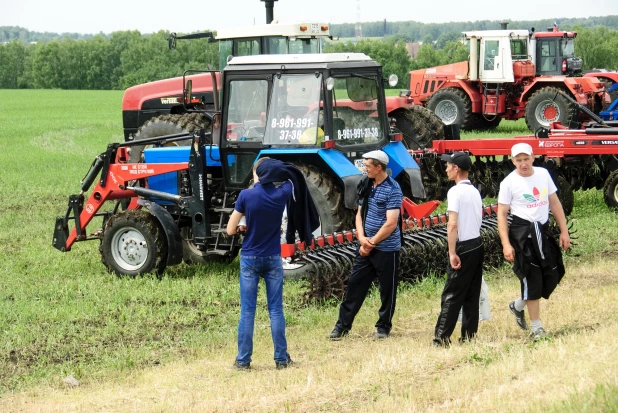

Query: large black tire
[[525, 87, 572, 132], [603, 169, 618, 209], [100, 209, 168, 276], [283, 164, 356, 279], [555, 175, 574, 216], [129, 113, 211, 163], [391, 106, 445, 150], [426, 88, 475, 130]]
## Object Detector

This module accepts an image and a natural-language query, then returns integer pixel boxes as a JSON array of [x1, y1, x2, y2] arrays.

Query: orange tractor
[[406, 25, 615, 132]]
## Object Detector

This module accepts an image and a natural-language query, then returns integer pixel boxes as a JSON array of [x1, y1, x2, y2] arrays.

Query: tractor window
[[289, 38, 320, 54], [237, 39, 260, 57], [268, 37, 288, 54], [484, 40, 499, 70], [263, 74, 322, 145], [219, 40, 233, 69], [510, 39, 528, 60], [561, 38, 575, 58], [225, 79, 268, 142], [539, 40, 557, 72], [332, 75, 383, 146]]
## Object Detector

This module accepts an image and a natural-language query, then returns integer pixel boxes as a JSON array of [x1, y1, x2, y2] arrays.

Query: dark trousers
[[336, 249, 399, 333], [434, 237, 484, 343]]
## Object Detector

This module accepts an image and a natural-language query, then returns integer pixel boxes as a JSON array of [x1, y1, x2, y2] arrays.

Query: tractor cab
[[464, 30, 531, 83], [216, 53, 395, 190], [216, 22, 337, 69], [531, 29, 582, 77]]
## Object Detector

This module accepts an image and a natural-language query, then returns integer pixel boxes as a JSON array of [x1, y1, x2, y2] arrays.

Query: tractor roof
[[226, 53, 373, 66], [462, 29, 530, 39], [216, 22, 331, 39]]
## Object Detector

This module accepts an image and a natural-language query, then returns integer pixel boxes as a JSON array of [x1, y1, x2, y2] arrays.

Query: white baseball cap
[[362, 150, 389, 165], [511, 143, 533, 157]]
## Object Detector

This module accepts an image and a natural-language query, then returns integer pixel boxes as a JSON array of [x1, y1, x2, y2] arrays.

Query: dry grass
[[2, 257, 618, 412]]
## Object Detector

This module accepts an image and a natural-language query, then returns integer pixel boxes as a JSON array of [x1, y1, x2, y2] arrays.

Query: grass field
[[1, 90, 618, 412]]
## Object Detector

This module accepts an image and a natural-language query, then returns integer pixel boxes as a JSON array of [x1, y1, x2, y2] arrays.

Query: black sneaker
[[328, 328, 349, 340], [509, 301, 528, 330], [432, 338, 451, 348], [275, 357, 299, 370], [375, 330, 389, 339], [232, 361, 251, 371]]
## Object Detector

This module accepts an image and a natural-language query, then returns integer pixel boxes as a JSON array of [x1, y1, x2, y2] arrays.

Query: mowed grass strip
[[0, 90, 617, 411]]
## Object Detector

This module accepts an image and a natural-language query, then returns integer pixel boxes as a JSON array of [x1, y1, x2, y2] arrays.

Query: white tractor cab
[[216, 21, 338, 69], [464, 29, 530, 83]]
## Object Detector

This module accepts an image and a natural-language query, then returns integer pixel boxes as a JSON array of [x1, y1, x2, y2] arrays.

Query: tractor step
[[214, 207, 234, 213]]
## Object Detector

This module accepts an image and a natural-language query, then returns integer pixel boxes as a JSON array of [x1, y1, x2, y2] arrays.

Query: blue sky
[[2, 0, 617, 35]]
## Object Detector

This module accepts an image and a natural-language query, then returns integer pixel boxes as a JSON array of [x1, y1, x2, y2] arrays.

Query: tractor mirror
[[168, 33, 177, 50], [184, 80, 193, 103]]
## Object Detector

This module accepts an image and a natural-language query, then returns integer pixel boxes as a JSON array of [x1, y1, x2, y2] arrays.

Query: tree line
[[0, 23, 617, 91]]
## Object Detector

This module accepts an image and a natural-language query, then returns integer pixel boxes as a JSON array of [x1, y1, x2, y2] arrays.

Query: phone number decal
[[271, 117, 314, 129], [337, 128, 379, 140]]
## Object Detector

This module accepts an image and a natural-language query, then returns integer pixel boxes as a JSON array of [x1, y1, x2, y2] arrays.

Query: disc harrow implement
[[284, 205, 509, 303]]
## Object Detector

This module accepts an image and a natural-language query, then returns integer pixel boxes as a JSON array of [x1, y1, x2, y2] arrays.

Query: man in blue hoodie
[[227, 158, 317, 370]]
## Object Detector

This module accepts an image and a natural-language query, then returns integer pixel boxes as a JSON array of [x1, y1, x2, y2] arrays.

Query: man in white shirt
[[498, 143, 570, 340], [434, 152, 484, 347]]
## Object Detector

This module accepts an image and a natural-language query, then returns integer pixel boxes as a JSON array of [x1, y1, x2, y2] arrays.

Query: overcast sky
[[2, 0, 618, 35]]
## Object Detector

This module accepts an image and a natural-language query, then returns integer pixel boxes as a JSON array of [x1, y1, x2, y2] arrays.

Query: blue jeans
[[236, 255, 289, 365]]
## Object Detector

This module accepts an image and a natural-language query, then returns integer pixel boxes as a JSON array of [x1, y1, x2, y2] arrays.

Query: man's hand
[[559, 231, 571, 251], [449, 253, 461, 270], [359, 236, 375, 251], [503, 244, 515, 262], [359, 245, 372, 256]]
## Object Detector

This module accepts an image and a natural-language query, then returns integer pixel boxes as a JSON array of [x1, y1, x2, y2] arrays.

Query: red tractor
[[407, 26, 612, 132], [121, 5, 444, 153]]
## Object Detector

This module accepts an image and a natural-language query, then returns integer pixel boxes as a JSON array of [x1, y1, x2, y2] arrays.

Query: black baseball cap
[[441, 152, 472, 171]]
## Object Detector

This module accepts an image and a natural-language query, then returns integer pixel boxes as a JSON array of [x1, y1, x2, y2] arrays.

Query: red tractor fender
[[584, 71, 618, 86], [520, 76, 607, 105]]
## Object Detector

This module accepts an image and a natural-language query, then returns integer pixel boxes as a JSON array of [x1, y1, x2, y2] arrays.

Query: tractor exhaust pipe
[[261, 0, 278, 24]]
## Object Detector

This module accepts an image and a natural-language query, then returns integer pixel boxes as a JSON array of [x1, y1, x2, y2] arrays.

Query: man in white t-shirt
[[498, 143, 570, 340], [434, 152, 484, 347]]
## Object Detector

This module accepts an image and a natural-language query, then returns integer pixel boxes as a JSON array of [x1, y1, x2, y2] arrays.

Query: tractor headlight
[[388, 74, 398, 87]]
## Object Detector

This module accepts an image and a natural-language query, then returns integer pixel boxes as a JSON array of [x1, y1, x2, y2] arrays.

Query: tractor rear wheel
[[555, 175, 574, 216], [426, 88, 475, 130], [100, 209, 167, 277], [391, 106, 445, 150], [129, 113, 211, 163], [603, 169, 618, 209], [283, 164, 355, 279], [525, 87, 572, 132]]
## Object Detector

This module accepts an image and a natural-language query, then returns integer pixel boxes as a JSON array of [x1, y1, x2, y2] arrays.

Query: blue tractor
[[53, 53, 429, 277]]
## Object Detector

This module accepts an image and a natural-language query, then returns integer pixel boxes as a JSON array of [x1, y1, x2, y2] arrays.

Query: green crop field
[[1, 90, 618, 411]]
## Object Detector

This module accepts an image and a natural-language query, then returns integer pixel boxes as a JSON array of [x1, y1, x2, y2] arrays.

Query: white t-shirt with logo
[[447, 180, 483, 241], [498, 167, 557, 224]]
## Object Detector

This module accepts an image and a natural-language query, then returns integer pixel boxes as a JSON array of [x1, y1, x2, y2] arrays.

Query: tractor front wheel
[[603, 169, 618, 209], [100, 209, 168, 276], [426, 88, 475, 130], [525, 87, 572, 132], [391, 106, 445, 150]]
